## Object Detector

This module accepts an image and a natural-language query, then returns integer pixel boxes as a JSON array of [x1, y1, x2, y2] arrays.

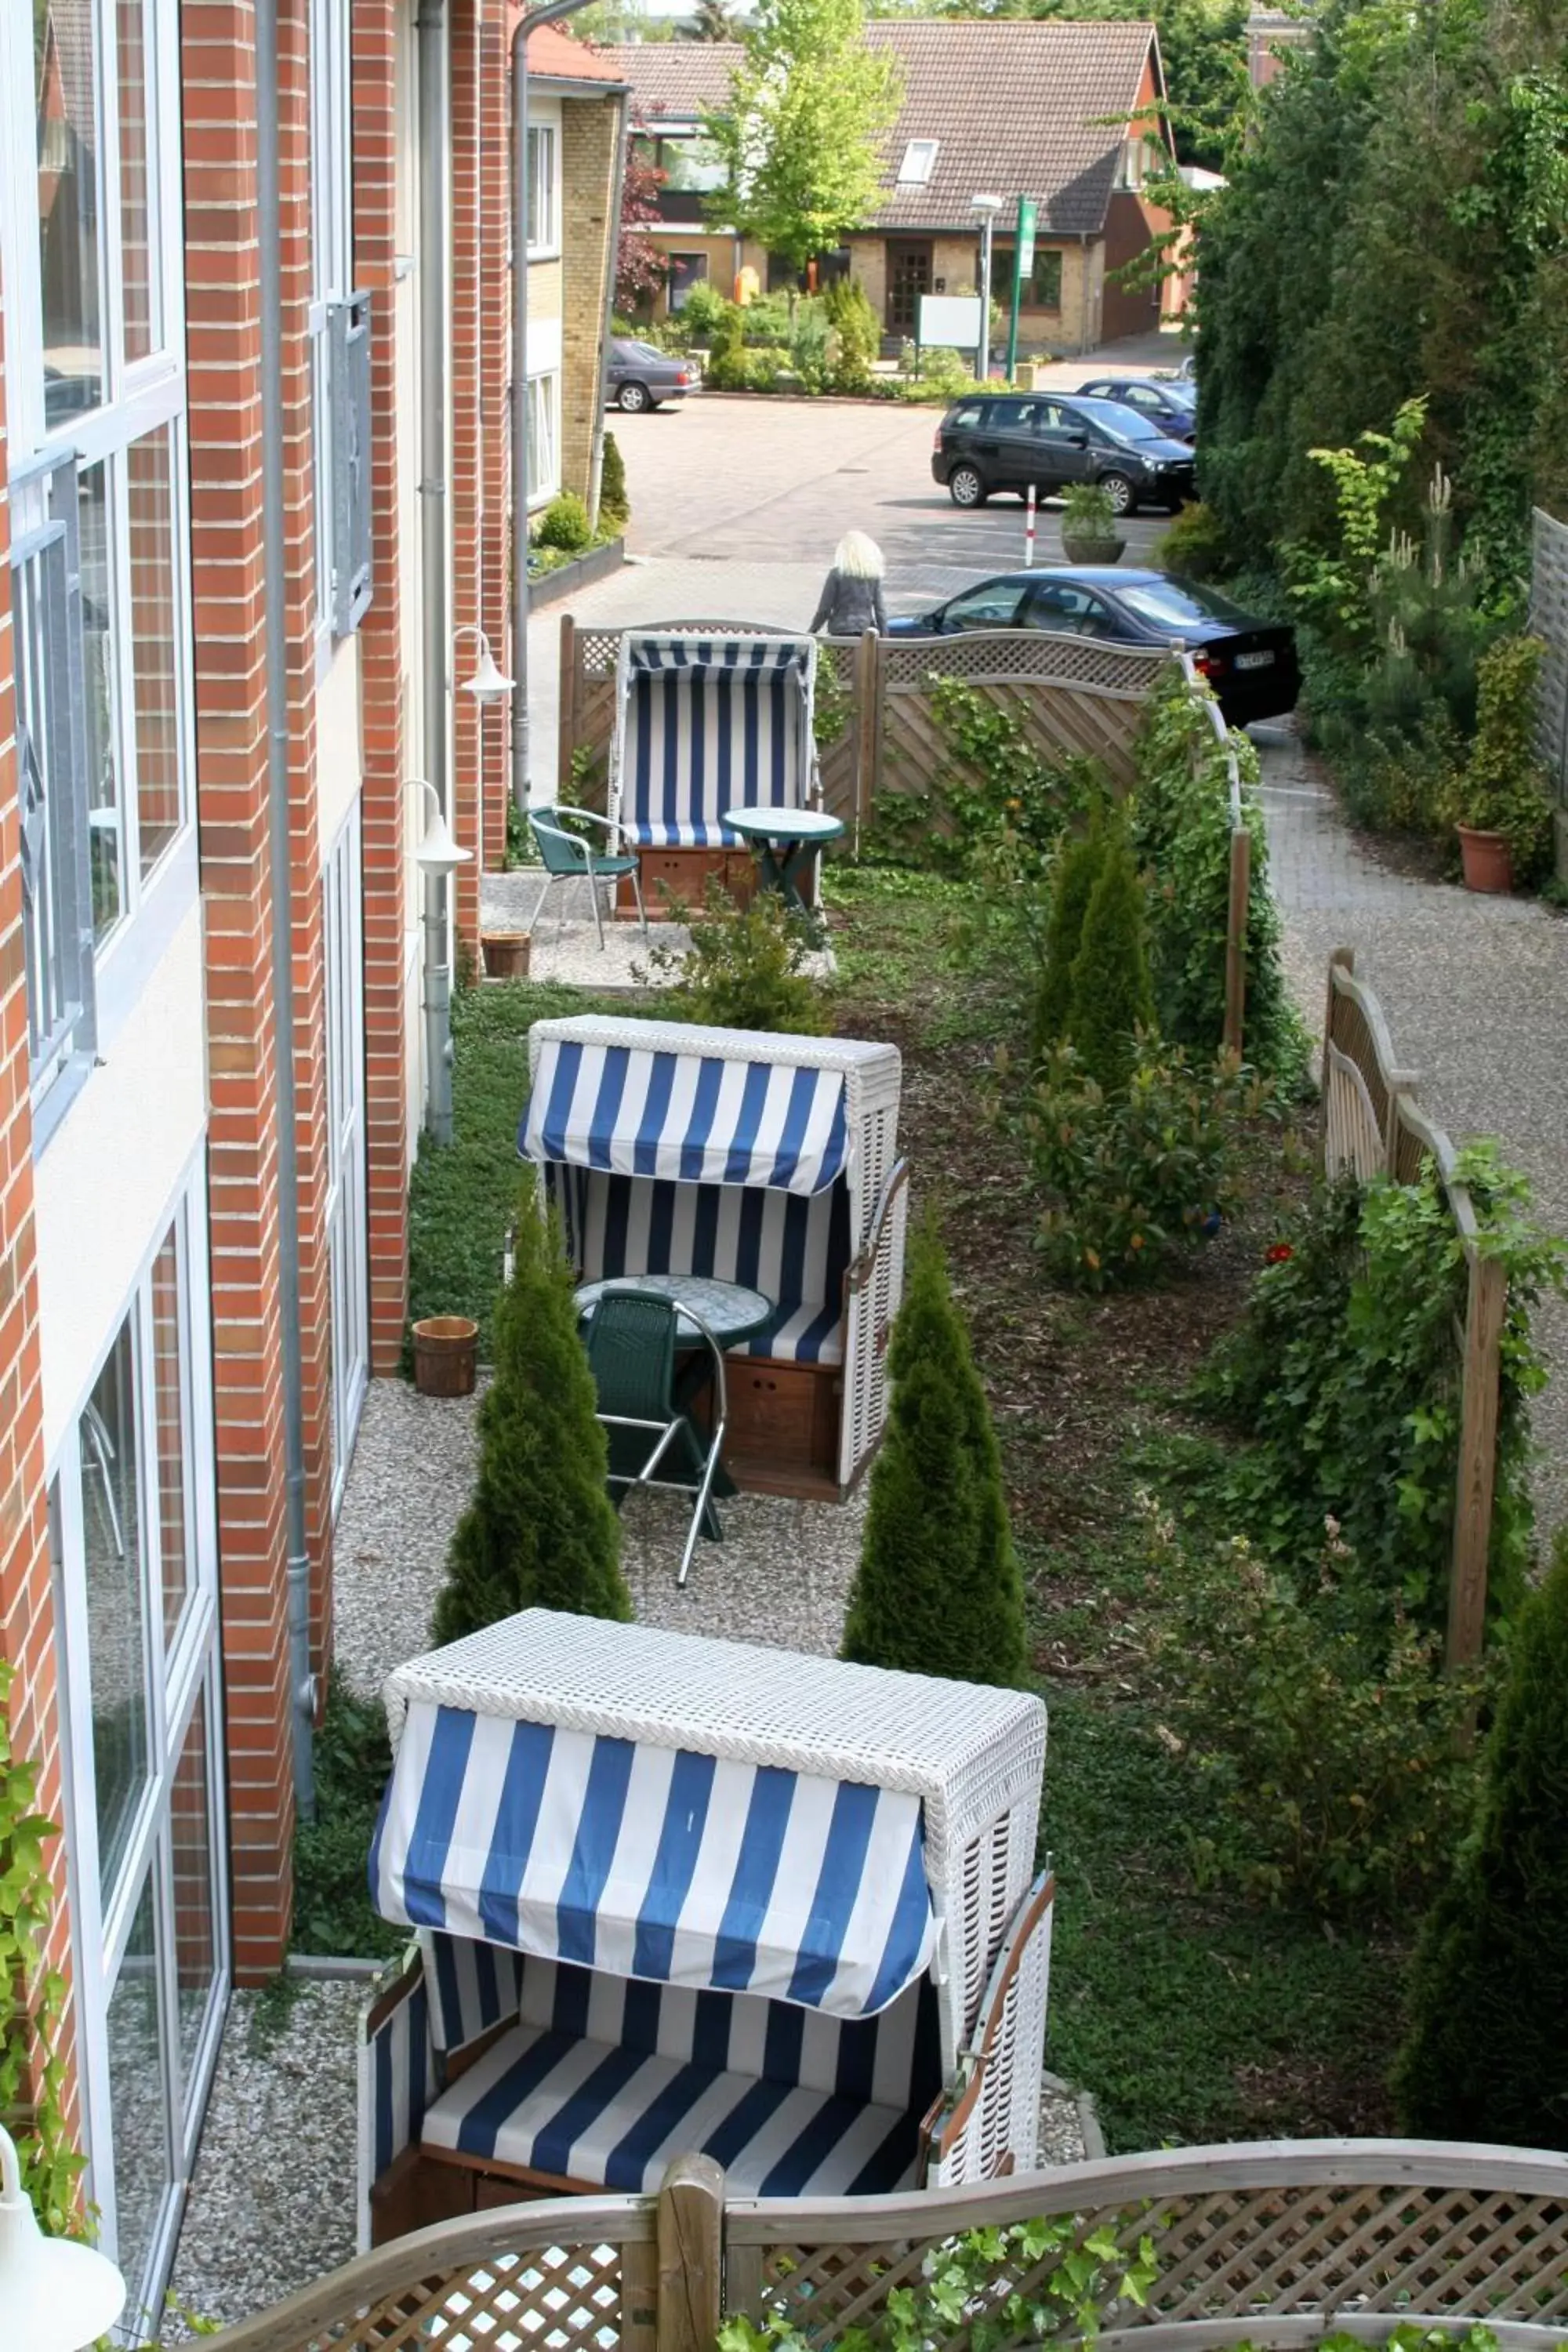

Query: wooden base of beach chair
[[617, 848, 757, 919], [724, 1358, 841, 1496]]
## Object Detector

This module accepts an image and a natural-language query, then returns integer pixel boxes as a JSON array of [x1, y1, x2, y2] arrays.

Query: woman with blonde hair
[[808, 530, 889, 637]]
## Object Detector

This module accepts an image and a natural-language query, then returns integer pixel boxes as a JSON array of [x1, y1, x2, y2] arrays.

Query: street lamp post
[[971, 193, 1003, 380], [0, 2122, 127, 2352]]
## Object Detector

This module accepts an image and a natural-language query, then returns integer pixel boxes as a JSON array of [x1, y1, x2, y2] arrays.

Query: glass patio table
[[723, 805, 845, 913], [573, 1272, 774, 1350]]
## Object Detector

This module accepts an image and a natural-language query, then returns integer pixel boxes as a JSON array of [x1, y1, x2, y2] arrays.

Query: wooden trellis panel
[[1529, 506, 1568, 804]]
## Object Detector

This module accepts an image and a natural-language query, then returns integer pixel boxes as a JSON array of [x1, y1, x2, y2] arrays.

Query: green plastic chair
[[585, 1287, 727, 1587], [528, 804, 647, 949]]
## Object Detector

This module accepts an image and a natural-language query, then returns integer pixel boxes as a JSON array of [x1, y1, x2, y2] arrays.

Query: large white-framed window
[[526, 122, 559, 256], [309, 0, 372, 645], [0, 0, 195, 1142], [49, 1160, 227, 2343], [527, 370, 561, 508]]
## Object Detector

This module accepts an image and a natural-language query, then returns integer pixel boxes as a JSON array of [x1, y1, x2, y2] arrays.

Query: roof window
[[896, 139, 939, 187]]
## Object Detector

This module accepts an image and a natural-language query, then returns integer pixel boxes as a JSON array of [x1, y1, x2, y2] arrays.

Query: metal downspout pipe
[[418, 0, 454, 1142], [255, 0, 314, 1818]]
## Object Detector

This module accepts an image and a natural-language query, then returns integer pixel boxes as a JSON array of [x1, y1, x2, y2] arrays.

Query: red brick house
[[0, 2, 620, 2330]]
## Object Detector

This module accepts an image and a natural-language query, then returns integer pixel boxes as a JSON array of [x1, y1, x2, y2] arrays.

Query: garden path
[[1257, 720, 1568, 1537]]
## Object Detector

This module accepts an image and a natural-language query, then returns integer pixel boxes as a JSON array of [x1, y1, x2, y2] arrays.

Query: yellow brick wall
[[528, 256, 564, 322], [560, 95, 622, 510]]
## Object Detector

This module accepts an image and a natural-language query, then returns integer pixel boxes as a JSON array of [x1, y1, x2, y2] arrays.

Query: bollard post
[[1025, 481, 1036, 568]]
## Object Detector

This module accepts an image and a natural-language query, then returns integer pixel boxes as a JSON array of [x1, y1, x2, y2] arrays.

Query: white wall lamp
[[454, 623, 514, 705], [0, 2121, 126, 2351], [411, 778, 473, 1144]]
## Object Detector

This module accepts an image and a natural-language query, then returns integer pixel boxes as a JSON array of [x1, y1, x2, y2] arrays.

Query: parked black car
[[1075, 374, 1197, 443], [887, 568, 1300, 725], [605, 339, 695, 412], [931, 394, 1196, 514]]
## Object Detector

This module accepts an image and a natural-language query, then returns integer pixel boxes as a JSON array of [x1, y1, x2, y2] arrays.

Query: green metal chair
[[528, 804, 647, 949], [585, 1287, 727, 1588]]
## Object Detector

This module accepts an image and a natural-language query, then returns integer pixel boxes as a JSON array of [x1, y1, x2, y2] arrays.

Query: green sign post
[[1007, 196, 1037, 384]]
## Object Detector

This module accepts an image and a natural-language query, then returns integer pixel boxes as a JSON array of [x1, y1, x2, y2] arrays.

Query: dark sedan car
[[887, 568, 1300, 725], [605, 338, 695, 412], [1075, 374, 1197, 443], [931, 394, 1196, 515]]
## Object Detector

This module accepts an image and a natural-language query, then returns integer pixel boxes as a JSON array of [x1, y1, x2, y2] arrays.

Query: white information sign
[[916, 293, 984, 353]]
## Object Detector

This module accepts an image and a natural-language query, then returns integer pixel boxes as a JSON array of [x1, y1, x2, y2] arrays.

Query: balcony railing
[[329, 288, 374, 637]]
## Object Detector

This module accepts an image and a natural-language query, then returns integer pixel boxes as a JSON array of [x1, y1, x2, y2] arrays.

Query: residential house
[[1247, 9, 1312, 86], [608, 20, 1181, 354], [0, 2, 619, 2336]]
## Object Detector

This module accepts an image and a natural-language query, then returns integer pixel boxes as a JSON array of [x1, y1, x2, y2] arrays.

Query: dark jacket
[[809, 568, 888, 637]]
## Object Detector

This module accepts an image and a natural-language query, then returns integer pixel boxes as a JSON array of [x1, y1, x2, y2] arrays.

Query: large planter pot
[[1061, 532, 1126, 566], [1456, 823, 1514, 895], [412, 1316, 479, 1398], [481, 931, 531, 978]]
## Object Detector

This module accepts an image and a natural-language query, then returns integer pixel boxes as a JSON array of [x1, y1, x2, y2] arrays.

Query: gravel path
[[1259, 723, 1568, 1538]]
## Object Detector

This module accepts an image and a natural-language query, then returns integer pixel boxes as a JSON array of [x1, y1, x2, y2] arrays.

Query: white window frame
[[0, 0, 197, 1141], [48, 1157, 228, 2340], [527, 370, 561, 509], [310, 0, 358, 655], [527, 122, 561, 258], [896, 138, 939, 187]]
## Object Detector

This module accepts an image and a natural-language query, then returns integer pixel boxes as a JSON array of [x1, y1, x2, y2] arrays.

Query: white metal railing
[[328, 288, 374, 636]]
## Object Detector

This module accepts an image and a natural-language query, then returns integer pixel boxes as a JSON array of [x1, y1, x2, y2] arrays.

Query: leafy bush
[[675, 278, 730, 341], [532, 492, 593, 554], [1131, 667, 1302, 1081], [1192, 1151, 1563, 1644], [291, 1677, 405, 1959], [870, 680, 1101, 883], [1025, 1040, 1252, 1292], [1062, 481, 1120, 538], [598, 430, 630, 531], [1450, 633, 1555, 880], [1394, 1534, 1568, 2143], [1142, 1504, 1488, 1919], [430, 1179, 630, 1644], [644, 880, 829, 1035], [841, 1218, 1029, 1687], [1032, 821, 1109, 1065], [1066, 825, 1156, 1094], [0, 1659, 80, 2235], [823, 275, 880, 393], [1155, 499, 1232, 581]]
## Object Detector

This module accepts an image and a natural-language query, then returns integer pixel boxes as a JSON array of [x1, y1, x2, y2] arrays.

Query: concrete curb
[[528, 535, 626, 608], [286, 1953, 387, 1980]]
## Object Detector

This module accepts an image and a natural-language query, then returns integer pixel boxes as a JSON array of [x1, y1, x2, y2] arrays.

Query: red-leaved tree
[[617, 128, 668, 315]]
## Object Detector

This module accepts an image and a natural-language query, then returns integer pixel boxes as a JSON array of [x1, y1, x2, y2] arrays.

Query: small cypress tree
[[840, 1219, 1029, 1687], [1392, 1541, 1568, 2145], [431, 1181, 631, 1646], [1032, 822, 1108, 1066], [1066, 826, 1156, 1094], [599, 430, 630, 531]]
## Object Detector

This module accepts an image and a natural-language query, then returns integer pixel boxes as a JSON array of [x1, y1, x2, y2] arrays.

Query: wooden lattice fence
[[1529, 507, 1568, 804], [1319, 948, 1505, 1669], [196, 2141, 1568, 2352]]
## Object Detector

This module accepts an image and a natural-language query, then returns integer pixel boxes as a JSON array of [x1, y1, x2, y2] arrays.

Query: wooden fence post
[[1447, 1247, 1507, 1674], [855, 628, 880, 856], [1222, 822, 1250, 1055], [655, 2154, 724, 2352], [558, 612, 577, 802]]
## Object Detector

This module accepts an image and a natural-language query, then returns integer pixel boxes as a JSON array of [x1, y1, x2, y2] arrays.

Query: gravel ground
[[1259, 724, 1568, 1539], [165, 1979, 362, 2337], [479, 867, 834, 992]]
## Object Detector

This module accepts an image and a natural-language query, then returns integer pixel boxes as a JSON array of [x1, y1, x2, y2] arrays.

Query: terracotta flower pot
[[412, 1316, 479, 1397], [481, 931, 532, 978], [1456, 824, 1513, 895], [1061, 532, 1125, 567]]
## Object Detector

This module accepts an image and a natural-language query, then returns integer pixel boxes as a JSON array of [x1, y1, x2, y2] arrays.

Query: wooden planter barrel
[[412, 1316, 479, 1397], [481, 931, 532, 978]]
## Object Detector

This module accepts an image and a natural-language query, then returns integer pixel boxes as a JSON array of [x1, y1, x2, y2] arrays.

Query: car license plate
[[1235, 650, 1275, 670]]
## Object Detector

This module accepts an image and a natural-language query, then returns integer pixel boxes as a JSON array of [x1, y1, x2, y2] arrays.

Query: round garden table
[[573, 1272, 774, 1350], [723, 805, 845, 914]]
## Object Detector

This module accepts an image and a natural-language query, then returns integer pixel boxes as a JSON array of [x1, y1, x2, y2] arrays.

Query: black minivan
[[931, 393, 1196, 515]]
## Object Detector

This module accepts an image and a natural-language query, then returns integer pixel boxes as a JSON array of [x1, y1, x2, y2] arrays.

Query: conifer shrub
[[1066, 825, 1156, 1095], [1032, 822, 1107, 1066], [431, 1178, 630, 1644], [840, 1218, 1029, 1687], [598, 430, 630, 532], [1393, 1536, 1568, 2144]]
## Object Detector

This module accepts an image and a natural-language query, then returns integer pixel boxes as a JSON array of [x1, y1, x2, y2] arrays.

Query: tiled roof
[[515, 16, 628, 83], [606, 20, 1160, 237]]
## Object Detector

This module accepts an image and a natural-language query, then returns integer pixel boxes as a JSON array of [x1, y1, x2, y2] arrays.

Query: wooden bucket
[[482, 931, 532, 978], [412, 1316, 479, 1397]]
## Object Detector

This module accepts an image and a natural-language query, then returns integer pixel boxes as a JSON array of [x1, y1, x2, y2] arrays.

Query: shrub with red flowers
[[1265, 1240, 1294, 1264], [1023, 1036, 1260, 1293]]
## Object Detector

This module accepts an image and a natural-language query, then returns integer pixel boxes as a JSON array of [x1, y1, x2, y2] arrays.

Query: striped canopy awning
[[520, 1034, 849, 1196], [371, 1704, 938, 2019], [626, 635, 813, 682]]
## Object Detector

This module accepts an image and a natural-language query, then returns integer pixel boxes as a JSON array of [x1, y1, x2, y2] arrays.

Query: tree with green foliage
[[1393, 1537, 1568, 2145], [1066, 825, 1156, 1094], [706, 0, 902, 274], [1032, 821, 1107, 1065], [691, 0, 737, 34], [431, 1181, 631, 1644], [598, 430, 630, 532], [841, 1219, 1029, 1687]]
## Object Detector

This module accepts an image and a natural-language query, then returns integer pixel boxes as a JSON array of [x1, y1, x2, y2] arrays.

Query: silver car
[[605, 338, 695, 413]]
